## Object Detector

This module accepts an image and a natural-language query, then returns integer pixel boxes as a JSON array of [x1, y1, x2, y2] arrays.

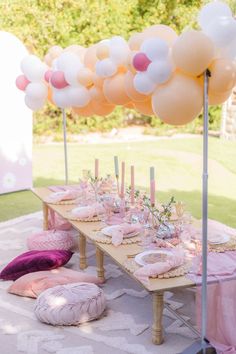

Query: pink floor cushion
[[8, 267, 103, 298], [27, 230, 74, 251], [34, 282, 106, 325], [0, 250, 73, 281]]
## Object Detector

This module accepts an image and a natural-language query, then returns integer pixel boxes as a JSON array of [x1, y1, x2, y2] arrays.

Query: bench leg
[[152, 292, 164, 345], [42, 202, 49, 230], [79, 234, 87, 270], [96, 247, 105, 282]]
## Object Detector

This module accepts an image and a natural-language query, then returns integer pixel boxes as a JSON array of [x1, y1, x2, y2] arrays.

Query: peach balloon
[[172, 30, 214, 76], [128, 32, 146, 51], [77, 68, 94, 87], [124, 102, 135, 109], [47, 87, 54, 105], [49, 45, 63, 59], [152, 73, 203, 125], [64, 45, 86, 61], [72, 102, 95, 117], [209, 59, 236, 93], [143, 24, 178, 46], [84, 45, 98, 70], [93, 74, 104, 88], [126, 52, 137, 74], [209, 90, 232, 106], [91, 100, 115, 115], [103, 73, 131, 105], [124, 71, 147, 102], [96, 45, 110, 60], [134, 97, 154, 115]]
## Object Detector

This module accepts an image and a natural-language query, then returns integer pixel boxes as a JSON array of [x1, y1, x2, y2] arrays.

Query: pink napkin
[[108, 223, 141, 246], [134, 248, 185, 285], [71, 202, 105, 219], [46, 190, 80, 203]]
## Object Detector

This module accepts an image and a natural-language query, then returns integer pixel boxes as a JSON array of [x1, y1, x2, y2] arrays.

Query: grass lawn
[[1, 136, 236, 227]]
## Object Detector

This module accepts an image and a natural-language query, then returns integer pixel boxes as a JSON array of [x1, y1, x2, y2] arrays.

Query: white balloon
[[204, 16, 236, 48], [110, 36, 127, 46], [57, 52, 81, 72], [95, 59, 117, 78], [64, 63, 83, 86], [21, 55, 47, 82], [133, 72, 156, 94], [146, 60, 173, 84], [52, 87, 71, 108], [224, 38, 236, 60], [198, 1, 232, 30], [24, 94, 45, 111], [141, 38, 169, 61], [21, 54, 41, 73], [25, 82, 48, 100], [110, 44, 130, 65], [67, 86, 90, 107]]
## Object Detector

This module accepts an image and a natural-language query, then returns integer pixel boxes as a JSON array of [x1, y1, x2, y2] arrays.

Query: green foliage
[[0, 0, 233, 137]]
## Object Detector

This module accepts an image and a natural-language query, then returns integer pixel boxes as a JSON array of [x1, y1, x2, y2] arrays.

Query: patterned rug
[[0, 212, 198, 354]]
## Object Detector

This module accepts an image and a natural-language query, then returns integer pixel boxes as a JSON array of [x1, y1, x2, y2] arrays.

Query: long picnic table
[[32, 187, 195, 345]]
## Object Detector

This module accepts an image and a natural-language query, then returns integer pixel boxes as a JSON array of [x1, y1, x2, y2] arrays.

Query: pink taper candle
[[120, 161, 125, 198], [150, 179, 155, 206], [95, 159, 99, 179], [131, 165, 135, 205]]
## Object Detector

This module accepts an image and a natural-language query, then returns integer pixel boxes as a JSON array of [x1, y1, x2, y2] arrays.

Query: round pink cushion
[[27, 230, 74, 251], [34, 283, 106, 325]]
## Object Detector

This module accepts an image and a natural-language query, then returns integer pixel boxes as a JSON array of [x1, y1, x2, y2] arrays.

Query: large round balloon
[[124, 72, 147, 102], [134, 97, 154, 115], [143, 24, 178, 47], [209, 89, 232, 106], [204, 16, 236, 48], [103, 73, 131, 105], [172, 30, 215, 76], [198, 1, 232, 31], [209, 58, 236, 93], [152, 73, 203, 125], [91, 99, 115, 115], [72, 103, 95, 117]]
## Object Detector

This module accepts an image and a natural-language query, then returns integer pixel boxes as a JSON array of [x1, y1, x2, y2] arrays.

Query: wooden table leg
[[96, 247, 105, 282], [79, 234, 87, 270], [152, 292, 164, 345], [42, 202, 49, 230]]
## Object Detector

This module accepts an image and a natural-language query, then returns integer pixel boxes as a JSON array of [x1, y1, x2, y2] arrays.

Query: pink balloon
[[15, 75, 30, 91], [44, 70, 53, 83], [50, 71, 68, 89], [132, 52, 151, 72]]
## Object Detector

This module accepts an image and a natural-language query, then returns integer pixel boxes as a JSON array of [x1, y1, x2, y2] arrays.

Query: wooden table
[[32, 187, 195, 345]]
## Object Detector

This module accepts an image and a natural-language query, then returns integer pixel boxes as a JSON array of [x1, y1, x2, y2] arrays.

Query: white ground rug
[[0, 212, 198, 354]]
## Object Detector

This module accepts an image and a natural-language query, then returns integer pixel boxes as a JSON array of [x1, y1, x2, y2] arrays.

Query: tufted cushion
[[34, 282, 106, 325], [27, 230, 74, 251], [8, 267, 103, 298], [0, 250, 73, 281]]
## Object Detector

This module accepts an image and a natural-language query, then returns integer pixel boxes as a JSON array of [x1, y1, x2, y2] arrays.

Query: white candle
[[131, 165, 135, 205], [114, 156, 119, 177], [120, 161, 125, 198]]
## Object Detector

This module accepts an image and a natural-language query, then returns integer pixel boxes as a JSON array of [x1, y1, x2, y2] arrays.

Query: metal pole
[[62, 108, 68, 185], [201, 70, 210, 353]]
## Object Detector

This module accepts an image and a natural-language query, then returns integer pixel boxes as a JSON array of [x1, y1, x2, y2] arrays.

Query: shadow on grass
[[0, 178, 236, 228]]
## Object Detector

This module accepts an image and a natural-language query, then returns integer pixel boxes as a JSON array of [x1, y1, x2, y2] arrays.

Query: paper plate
[[101, 226, 140, 238], [135, 250, 173, 267], [208, 234, 230, 245]]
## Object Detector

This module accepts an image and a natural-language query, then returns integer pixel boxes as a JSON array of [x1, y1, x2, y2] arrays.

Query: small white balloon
[[57, 52, 81, 72], [110, 36, 127, 46], [64, 63, 83, 86], [25, 94, 45, 111], [52, 87, 71, 108], [67, 86, 91, 107], [95, 58, 117, 78], [146, 60, 173, 84], [198, 1, 232, 30], [21, 55, 41, 73], [133, 72, 156, 94], [204, 16, 236, 48], [21, 55, 47, 82], [141, 38, 169, 61], [110, 44, 130, 65], [25, 82, 48, 100]]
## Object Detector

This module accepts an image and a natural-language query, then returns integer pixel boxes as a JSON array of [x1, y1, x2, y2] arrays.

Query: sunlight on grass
[[1, 137, 236, 227]]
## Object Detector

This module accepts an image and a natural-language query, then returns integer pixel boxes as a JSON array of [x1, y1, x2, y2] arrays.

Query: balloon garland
[[16, 1, 236, 126]]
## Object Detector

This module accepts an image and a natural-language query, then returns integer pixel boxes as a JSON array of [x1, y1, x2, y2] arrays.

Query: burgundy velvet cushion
[[0, 250, 73, 281]]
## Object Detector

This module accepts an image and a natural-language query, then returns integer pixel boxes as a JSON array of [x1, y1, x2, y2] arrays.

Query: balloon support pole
[[62, 109, 68, 185], [180, 70, 215, 354]]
